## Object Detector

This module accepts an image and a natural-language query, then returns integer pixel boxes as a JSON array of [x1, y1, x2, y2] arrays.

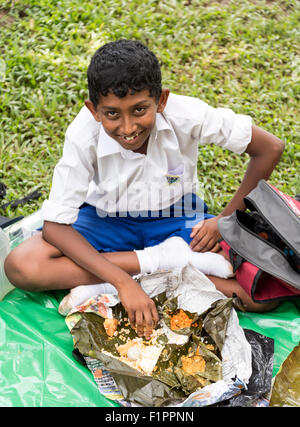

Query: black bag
[[218, 180, 300, 302]]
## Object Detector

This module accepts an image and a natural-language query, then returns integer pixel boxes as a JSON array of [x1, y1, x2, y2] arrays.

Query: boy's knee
[[4, 249, 41, 291]]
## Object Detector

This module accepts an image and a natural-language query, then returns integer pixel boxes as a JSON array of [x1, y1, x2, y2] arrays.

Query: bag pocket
[[220, 240, 300, 302]]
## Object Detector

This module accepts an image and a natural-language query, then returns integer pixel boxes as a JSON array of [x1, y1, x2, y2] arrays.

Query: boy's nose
[[120, 116, 138, 136]]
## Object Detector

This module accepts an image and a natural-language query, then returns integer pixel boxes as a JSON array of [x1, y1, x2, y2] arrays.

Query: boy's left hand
[[189, 216, 222, 253]]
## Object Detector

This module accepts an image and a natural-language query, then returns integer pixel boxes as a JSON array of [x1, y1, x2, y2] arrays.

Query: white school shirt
[[41, 93, 252, 224]]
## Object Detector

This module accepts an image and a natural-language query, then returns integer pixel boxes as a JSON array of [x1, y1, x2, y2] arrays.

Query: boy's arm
[[190, 124, 285, 252], [42, 221, 159, 339]]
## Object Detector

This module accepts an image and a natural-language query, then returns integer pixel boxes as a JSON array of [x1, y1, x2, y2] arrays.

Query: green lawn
[[0, 0, 299, 218]]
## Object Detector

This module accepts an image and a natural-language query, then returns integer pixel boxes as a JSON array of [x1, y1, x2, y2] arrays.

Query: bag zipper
[[245, 185, 300, 258], [229, 216, 300, 288], [268, 181, 300, 219]]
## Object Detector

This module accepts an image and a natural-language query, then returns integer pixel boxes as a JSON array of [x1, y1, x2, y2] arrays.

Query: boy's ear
[[85, 99, 101, 122], [157, 88, 170, 113]]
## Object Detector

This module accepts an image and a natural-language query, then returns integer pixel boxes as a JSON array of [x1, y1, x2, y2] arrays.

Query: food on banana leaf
[[181, 346, 206, 375], [163, 297, 200, 335], [103, 318, 118, 337], [117, 340, 137, 357], [170, 309, 194, 331], [70, 292, 229, 397], [111, 328, 165, 375], [152, 335, 222, 394]]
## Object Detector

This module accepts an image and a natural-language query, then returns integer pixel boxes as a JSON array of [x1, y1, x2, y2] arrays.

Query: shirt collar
[[97, 126, 122, 158], [97, 112, 172, 158], [155, 112, 172, 131]]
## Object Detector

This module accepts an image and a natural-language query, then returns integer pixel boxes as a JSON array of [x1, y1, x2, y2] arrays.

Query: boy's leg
[[135, 237, 278, 313], [4, 199, 230, 291], [4, 193, 278, 314], [4, 232, 140, 292], [5, 232, 277, 314], [207, 275, 279, 313]]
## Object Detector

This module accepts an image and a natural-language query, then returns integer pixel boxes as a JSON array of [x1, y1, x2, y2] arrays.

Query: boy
[[5, 39, 284, 339]]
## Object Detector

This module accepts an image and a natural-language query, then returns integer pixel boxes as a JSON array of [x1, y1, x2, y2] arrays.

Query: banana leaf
[[97, 351, 185, 407], [71, 292, 168, 359], [162, 296, 200, 335], [202, 297, 234, 352], [152, 335, 222, 395], [69, 292, 233, 406]]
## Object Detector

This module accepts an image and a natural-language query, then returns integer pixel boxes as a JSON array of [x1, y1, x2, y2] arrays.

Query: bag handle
[[0, 182, 7, 199], [0, 190, 41, 210], [0, 181, 41, 229]]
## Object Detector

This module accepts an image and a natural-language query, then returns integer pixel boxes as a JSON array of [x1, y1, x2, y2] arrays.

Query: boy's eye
[[106, 111, 118, 118], [135, 107, 147, 114], [104, 107, 147, 118]]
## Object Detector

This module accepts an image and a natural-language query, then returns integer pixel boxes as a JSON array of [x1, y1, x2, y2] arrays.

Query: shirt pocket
[[165, 163, 185, 185]]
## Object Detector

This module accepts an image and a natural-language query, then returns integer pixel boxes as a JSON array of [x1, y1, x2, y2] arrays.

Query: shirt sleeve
[[193, 102, 252, 154], [41, 132, 96, 224]]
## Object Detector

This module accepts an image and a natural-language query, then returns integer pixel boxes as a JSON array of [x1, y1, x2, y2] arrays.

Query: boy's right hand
[[117, 279, 159, 340]]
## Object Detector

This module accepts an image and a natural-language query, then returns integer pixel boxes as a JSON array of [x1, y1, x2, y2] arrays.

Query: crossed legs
[[4, 232, 140, 291], [4, 232, 278, 313]]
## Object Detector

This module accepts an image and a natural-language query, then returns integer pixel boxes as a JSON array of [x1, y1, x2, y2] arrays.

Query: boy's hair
[[87, 39, 162, 108]]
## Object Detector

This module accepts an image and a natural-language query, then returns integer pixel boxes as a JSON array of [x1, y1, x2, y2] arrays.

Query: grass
[[0, 0, 299, 217]]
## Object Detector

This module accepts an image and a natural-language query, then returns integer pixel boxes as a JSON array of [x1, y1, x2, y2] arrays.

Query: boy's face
[[85, 88, 169, 153]]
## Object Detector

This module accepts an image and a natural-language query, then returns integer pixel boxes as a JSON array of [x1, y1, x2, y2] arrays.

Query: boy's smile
[[85, 89, 169, 154]]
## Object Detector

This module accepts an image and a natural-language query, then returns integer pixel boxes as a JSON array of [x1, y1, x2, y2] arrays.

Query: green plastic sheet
[[0, 287, 299, 407], [0, 288, 119, 407]]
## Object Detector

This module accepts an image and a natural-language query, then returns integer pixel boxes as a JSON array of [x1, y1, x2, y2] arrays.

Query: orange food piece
[[181, 353, 206, 375], [103, 318, 118, 337], [117, 340, 137, 357], [170, 309, 193, 330]]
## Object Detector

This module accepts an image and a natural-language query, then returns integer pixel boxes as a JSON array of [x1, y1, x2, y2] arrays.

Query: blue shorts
[[71, 193, 214, 252]]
